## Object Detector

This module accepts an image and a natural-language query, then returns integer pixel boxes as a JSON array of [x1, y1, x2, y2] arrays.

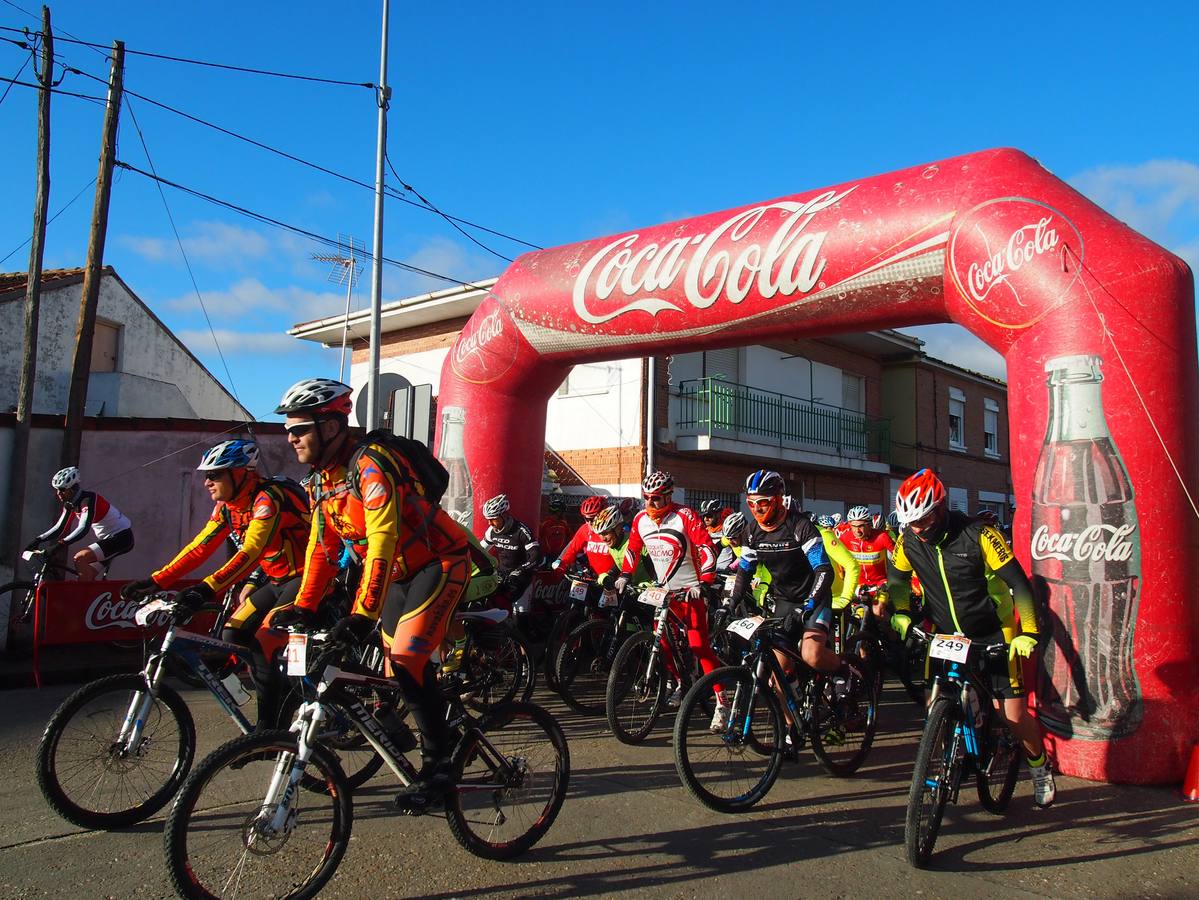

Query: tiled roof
[[0, 267, 90, 295]]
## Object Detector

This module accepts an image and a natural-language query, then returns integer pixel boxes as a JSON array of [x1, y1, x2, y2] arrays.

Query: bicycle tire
[[36, 673, 195, 829], [905, 696, 958, 868], [898, 638, 929, 706], [809, 665, 878, 777], [673, 666, 784, 813], [0, 580, 37, 626], [462, 625, 535, 711], [164, 729, 352, 900], [605, 630, 665, 744], [543, 606, 584, 693], [975, 705, 1021, 814], [555, 618, 620, 717], [445, 701, 570, 860]]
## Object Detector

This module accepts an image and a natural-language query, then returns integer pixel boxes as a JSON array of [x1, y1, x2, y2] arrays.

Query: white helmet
[[51, 467, 80, 491], [482, 494, 510, 519], [846, 505, 871, 523], [197, 439, 259, 472], [722, 511, 748, 539], [592, 504, 624, 535], [831, 513, 843, 525], [274, 378, 353, 417]]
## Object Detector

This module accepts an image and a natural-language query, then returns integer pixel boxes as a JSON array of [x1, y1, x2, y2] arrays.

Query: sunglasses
[[202, 471, 228, 483], [285, 422, 317, 438], [746, 497, 776, 510], [644, 494, 670, 506]]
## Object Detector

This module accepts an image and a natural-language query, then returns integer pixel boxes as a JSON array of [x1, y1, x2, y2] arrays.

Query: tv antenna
[[311, 234, 365, 382]]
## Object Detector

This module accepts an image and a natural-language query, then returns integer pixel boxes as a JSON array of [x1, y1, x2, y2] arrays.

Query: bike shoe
[[394, 771, 451, 816], [667, 685, 683, 708], [1031, 763, 1057, 808]]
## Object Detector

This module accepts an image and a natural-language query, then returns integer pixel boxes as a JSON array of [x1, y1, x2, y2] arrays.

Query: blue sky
[[1, 1, 1197, 420]]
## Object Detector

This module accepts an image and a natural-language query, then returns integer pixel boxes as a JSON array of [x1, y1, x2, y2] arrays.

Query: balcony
[[674, 377, 891, 473]]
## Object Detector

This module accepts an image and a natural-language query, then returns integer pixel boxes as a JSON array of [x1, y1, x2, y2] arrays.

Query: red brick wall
[[351, 316, 470, 363]]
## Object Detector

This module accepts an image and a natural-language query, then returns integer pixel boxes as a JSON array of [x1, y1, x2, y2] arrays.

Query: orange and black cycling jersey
[[295, 440, 467, 619], [154, 478, 310, 595]]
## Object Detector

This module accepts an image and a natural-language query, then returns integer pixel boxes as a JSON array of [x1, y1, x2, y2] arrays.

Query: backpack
[[260, 475, 310, 518], [346, 429, 449, 507]]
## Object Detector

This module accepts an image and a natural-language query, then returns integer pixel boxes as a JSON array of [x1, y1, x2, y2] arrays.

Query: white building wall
[[348, 347, 448, 401], [744, 346, 813, 398], [0, 274, 245, 420], [545, 358, 642, 450]]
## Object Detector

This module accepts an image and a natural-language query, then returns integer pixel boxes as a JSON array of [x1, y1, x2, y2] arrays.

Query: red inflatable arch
[[436, 147, 1198, 784]]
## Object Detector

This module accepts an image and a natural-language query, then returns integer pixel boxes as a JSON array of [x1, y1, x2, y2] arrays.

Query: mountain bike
[[163, 631, 570, 898], [604, 586, 714, 744], [5, 547, 113, 627], [673, 614, 878, 813], [903, 626, 1022, 868], [553, 580, 652, 716], [439, 606, 535, 710], [35, 595, 378, 830]]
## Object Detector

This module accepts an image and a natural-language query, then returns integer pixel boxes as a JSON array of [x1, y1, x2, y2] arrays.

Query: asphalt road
[[0, 677, 1196, 899]]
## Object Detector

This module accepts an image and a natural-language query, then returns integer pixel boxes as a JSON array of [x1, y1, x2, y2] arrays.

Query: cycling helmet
[[699, 499, 723, 517], [547, 493, 565, 514], [722, 511, 748, 540], [197, 439, 260, 472], [482, 494, 510, 519], [619, 497, 636, 517], [871, 513, 884, 530], [275, 378, 353, 417], [894, 468, 947, 525], [974, 508, 999, 525], [846, 505, 870, 523], [815, 514, 836, 529], [886, 511, 900, 530], [579, 495, 606, 519], [831, 513, 843, 525], [744, 469, 784, 496], [592, 505, 623, 535], [642, 470, 674, 497], [51, 467, 80, 491]]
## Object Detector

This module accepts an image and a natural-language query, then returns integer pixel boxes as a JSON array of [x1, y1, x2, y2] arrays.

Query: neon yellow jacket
[[816, 524, 860, 607]]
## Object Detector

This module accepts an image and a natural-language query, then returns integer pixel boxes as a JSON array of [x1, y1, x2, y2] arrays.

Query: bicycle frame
[[641, 592, 695, 691], [733, 630, 818, 748]]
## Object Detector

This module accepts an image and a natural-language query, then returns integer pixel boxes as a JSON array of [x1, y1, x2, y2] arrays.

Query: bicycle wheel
[[555, 619, 618, 717], [673, 666, 784, 813], [543, 607, 583, 693], [897, 637, 929, 706], [446, 701, 570, 860], [905, 696, 959, 868], [464, 626, 535, 710], [0, 580, 37, 625], [164, 730, 352, 900], [975, 705, 1021, 814], [36, 673, 195, 829], [809, 665, 878, 777], [605, 630, 666, 744]]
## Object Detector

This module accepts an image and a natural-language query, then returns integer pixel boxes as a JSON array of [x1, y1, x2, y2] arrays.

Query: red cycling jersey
[[838, 528, 895, 588], [539, 515, 570, 561], [622, 504, 716, 590], [556, 523, 620, 580]]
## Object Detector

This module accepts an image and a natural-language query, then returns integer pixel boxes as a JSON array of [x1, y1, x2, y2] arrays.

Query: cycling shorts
[[380, 554, 469, 683], [226, 576, 301, 634], [774, 597, 833, 638], [89, 528, 134, 563]]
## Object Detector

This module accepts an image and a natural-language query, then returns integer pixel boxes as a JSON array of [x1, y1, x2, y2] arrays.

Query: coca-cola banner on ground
[[33, 580, 208, 645], [436, 148, 1198, 784]]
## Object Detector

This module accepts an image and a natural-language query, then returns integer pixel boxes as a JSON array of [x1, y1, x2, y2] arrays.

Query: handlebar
[[909, 624, 1007, 657]]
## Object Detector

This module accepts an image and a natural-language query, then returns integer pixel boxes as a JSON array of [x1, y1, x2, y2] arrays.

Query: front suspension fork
[[260, 702, 326, 834]]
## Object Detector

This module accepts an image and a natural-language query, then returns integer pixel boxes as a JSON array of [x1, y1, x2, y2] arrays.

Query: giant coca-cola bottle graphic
[[1031, 354, 1142, 740], [438, 405, 473, 532]]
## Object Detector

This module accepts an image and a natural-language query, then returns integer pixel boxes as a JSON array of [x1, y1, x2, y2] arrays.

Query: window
[[557, 364, 612, 397], [984, 397, 1000, 457], [841, 372, 863, 412], [703, 347, 740, 382], [91, 320, 120, 373], [978, 500, 1006, 523], [948, 486, 969, 513], [948, 386, 965, 450]]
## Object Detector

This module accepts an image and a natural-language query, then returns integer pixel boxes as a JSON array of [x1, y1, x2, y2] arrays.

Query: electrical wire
[[385, 151, 515, 263], [122, 94, 249, 420], [0, 75, 105, 103], [115, 159, 496, 290], [0, 176, 96, 267], [0, 39, 29, 106]]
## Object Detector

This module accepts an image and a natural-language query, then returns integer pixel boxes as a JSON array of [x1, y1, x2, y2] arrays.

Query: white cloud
[[900, 324, 1007, 381], [118, 221, 272, 265], [1069, 160, 1199, 270], [177, 329, 304, 356], [383, 236, 502, 300], [163, 278, 346, 320]]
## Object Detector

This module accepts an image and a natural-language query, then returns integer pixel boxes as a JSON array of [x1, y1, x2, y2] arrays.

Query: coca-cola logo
[[571, 187, 856, 325], [1030, 523, 1136, 564], [84, 591, 172, 630], [450, 300, 519, 384], [948, 197, 1084, 329]]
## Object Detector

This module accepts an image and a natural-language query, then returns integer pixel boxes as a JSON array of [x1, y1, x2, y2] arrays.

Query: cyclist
[[699, 499, 728, 543], [616, 471, 725, 727], [552, 501, 618, 583], [839, 505, 894, 621], [591, 504, 653, 589], [272, 377, 470, 812], [28, 467, 134, 582], [480, 494, 540, 609], [539, 493, 570, 562], [887, 468, 1055, 808], [121, 439, 310, 726], [717, 511, 771, 607], [728, 470, 843, 678], [809, 512, 861, 611]]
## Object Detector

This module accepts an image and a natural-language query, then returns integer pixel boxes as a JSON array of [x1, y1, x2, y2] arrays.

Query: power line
[[123, 95, 247, 416], [0, 74, 106, 103], [0, 176, 96, 267], [385, 151, 514, 263], [0, 41, 28, 106], [0, 24, 374, 88], [114, 159, 490, 289]]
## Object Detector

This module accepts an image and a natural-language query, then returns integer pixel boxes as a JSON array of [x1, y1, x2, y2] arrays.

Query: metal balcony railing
[[675, 377, 891, 462]]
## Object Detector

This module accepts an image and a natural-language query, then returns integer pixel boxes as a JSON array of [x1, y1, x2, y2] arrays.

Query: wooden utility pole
[[61, 40, 123, 468], [5, 7, 54, 595]]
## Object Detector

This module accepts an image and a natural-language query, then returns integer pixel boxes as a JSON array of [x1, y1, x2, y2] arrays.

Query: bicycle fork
[[117, 638, 173, 753], [256, 701, 326, 837]]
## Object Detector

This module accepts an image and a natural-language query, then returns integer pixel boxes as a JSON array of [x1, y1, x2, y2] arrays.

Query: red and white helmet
[[275, 378, 353, 417], [895, 469, 947, 525]]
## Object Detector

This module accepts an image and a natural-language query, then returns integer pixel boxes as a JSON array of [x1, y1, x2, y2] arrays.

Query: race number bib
[[286, 633, 309, 676], [569, 580, 589, 602], [727, 616, 764, 641], [638, 587, 668, 608], [598, 589, 618, 609], [929, 634, 971, 663], [134, 598, 172, 626]]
